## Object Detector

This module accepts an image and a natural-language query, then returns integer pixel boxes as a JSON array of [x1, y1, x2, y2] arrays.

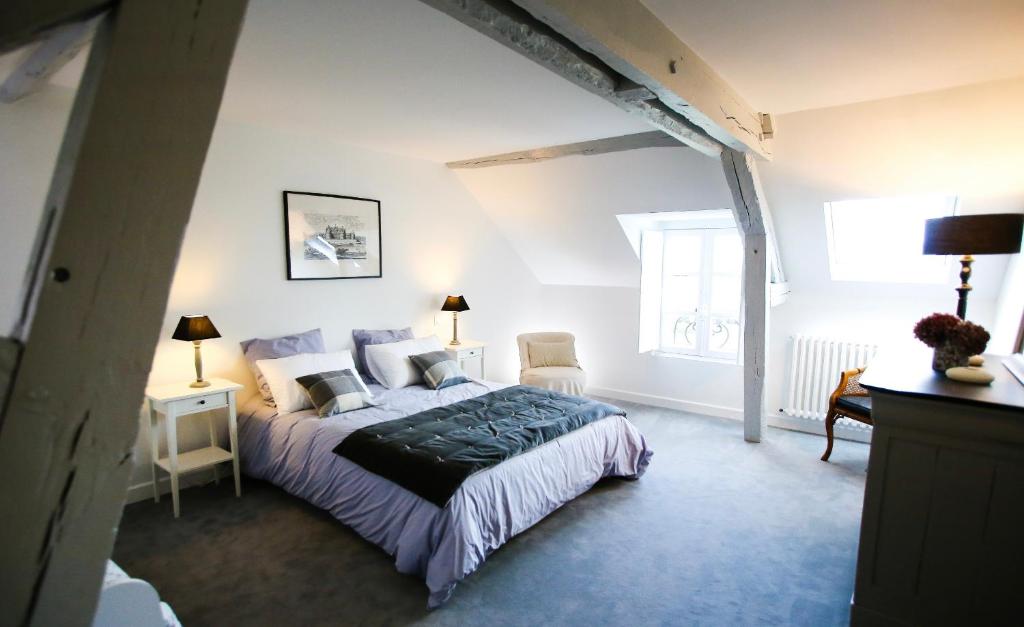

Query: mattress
[[237, 380, 652, 607]]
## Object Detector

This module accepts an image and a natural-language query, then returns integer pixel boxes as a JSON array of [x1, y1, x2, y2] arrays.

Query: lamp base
[[190, 380, 211, 388], [449, 340, 461, 346]]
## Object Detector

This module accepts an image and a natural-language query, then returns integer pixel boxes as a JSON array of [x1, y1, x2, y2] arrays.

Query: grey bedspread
[[238, 380, 652, 608]]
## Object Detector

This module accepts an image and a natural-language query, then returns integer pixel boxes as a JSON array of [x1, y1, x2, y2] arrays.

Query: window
[[638, 219, 743, 361], [824, 194, 957, 283]]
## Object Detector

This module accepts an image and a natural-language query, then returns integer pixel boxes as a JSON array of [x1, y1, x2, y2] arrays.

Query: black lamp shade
[[923, 213, 1024, 255], [441, 295, 470, 312], [171, 315, 221, 341]]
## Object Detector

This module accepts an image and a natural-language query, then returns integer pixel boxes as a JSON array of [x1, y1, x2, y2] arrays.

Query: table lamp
[[923, 213, 1024, 320], [441, 295, 469, 346], [171, 315, 221, 387]]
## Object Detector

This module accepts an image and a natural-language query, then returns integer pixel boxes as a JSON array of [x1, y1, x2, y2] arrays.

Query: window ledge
[[650, 351, 740, 366]]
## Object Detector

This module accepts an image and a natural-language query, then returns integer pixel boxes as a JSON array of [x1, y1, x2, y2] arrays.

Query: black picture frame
[[282, 190, 382, 280]]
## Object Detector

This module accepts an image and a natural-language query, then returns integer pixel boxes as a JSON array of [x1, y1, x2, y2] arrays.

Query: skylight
[[823, 195, 957, 284]]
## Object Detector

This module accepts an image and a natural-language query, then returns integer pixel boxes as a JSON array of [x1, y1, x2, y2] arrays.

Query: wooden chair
[[821, 367, 872, 461]]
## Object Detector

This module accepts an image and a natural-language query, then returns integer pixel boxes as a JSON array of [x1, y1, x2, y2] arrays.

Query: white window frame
[[634, 210, 742, 363]]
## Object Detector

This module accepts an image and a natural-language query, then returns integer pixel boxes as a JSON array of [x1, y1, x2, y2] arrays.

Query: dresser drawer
[[169, 392, 228, 415]]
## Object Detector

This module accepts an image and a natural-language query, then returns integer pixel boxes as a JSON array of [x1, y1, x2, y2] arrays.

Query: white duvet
[[237, 380, 652, 608]]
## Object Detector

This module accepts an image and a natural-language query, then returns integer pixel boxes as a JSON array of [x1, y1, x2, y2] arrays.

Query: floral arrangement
[[914, 313, 990, 371], [912, 313, 962, 348]]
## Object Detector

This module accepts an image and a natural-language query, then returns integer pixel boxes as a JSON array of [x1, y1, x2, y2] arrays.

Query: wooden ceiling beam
[[0, 0, 109, 54], [514, 0, 773, 159], [418, 0, 724, 157], [1, 17, 99, 103], [447, 130, 681, 169]]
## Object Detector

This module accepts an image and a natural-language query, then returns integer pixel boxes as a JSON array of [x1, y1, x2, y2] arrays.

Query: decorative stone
[[968, 355, 985, 367], [945, 366, 995, 385]]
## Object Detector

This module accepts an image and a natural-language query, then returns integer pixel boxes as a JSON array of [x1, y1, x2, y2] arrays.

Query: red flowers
[[914, 313, 990, 355]]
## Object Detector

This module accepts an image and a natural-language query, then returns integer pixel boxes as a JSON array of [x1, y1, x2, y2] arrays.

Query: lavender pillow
[[240, 328, 326, 406], [352, 328, 414, 383]]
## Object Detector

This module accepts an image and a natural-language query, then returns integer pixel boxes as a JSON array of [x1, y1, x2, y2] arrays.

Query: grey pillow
[[352, 328, 414, 383], [240, 328, 326, 406], [295, 369, 374, 418], [409, 350, 469, 390]]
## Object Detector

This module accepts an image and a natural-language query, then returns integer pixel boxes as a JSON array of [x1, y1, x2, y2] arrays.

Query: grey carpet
[[113, 401, 869, 626]]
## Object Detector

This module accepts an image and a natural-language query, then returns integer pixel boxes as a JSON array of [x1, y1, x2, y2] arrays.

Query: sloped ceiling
[[455, 146, 734, 287], [642, 0, 1024, 114]]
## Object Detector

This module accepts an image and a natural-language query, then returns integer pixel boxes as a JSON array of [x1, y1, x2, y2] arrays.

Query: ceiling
[[5, 0, 1024, 160], [2, 0, 651, 163], [642, 0, 1024, 114]]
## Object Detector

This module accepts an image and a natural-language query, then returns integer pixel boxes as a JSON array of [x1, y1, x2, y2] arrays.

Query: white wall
[[760, 76, 1024, 414], [128, 119, 542, 489], [456, 147, 744, 414], [455, 147, 732, 287], [457, 77, 1024, 420], [0, 90, 543, 495]]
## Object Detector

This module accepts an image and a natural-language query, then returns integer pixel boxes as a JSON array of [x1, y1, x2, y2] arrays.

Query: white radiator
[[784, 335, 878, 422]]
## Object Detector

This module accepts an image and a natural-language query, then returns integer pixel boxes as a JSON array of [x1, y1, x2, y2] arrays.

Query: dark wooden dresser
[[853, 351, 1024, 626]]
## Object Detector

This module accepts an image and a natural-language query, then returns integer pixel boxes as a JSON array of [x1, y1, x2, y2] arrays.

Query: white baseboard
[[588, 386, 871, 444], [587, 386, 742, 420], [585, 385, 745, 418], [768, 413, 872, 443], [124, 467, 222, 504]]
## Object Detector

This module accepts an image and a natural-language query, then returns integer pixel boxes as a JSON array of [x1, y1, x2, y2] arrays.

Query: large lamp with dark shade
[[923, 213, 1024, 320], [172, 315, 221, 387], [441, 295, 470, 346]]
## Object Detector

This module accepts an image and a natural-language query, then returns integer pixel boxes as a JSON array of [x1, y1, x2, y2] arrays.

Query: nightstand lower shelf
[[156, 446, 233, 474]]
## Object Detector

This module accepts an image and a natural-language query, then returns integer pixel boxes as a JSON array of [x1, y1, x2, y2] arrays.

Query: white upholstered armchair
[[516, 332, 586, 395]]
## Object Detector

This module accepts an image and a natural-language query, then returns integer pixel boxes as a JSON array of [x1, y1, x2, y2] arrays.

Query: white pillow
[[364, 336, 445, 389], [255, 350, 370, 413]]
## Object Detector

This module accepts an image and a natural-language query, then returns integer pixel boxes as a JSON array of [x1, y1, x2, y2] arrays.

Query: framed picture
[[282, 191, 382, 280]]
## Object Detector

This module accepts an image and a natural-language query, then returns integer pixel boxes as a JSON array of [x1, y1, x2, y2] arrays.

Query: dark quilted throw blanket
[[334, 385, 625, 507]]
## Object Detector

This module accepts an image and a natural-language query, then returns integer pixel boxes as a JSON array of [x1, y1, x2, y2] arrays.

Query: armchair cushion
[[521, 366, 586, 395], [836, 395, 871, 416], [527, 341, 579, 368]]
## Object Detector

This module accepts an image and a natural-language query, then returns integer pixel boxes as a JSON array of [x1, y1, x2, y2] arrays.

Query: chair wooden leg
[[821, 410, 837, 461]]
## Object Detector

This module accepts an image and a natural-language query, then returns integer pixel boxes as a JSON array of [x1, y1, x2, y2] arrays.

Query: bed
[[237, 379, 652, 607]]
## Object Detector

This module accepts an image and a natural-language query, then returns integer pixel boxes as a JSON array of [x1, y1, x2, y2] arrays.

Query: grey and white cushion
[[240, 328, 326, 406], [409, 350, 470, 390], [295, 369, 375, 418], [255, 350, 367, 413]]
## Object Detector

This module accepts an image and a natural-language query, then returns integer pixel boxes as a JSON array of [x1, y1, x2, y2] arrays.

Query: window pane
[[708, 316, 740, 355], [662, 231, 702, 274], [711, 231, 742, 275], [662, 312, 699, 351], [662, 274, 700, 314], [709, 272, 741, 316]]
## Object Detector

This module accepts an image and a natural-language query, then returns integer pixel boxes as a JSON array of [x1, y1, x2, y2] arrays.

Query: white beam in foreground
[[0, 1, 247, 624], [514, 0, 773, 159], [447, 130, 681, 169], [0, 17, 98, 103]]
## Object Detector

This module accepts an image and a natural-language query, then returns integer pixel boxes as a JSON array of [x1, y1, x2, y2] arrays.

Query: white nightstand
[[144, 378, 243, 518], [445, 340, 486, 379]]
